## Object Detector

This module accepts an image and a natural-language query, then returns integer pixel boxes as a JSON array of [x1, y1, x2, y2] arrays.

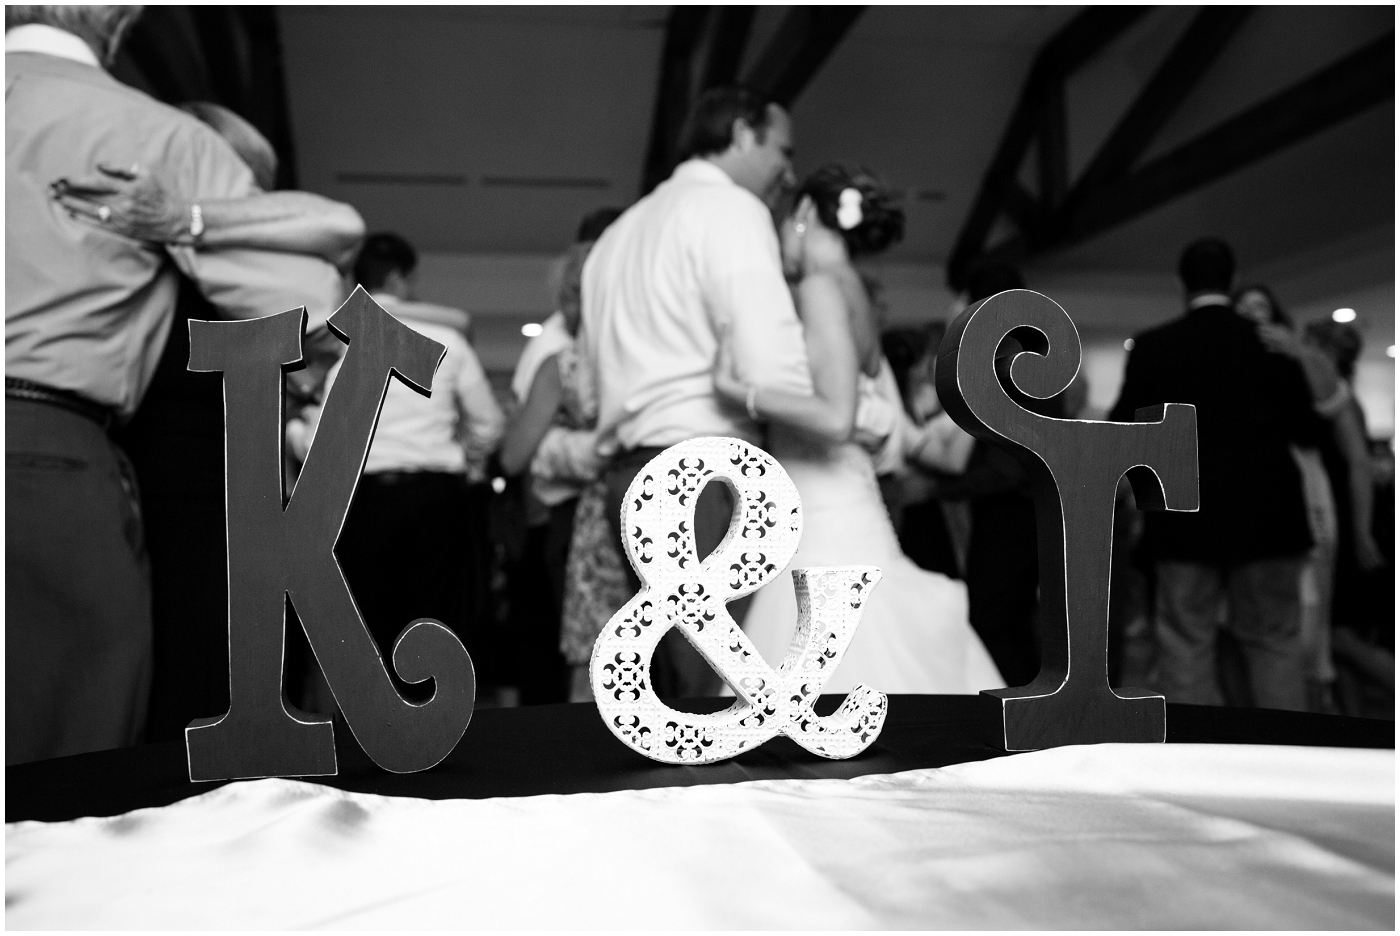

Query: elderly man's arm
[[52, 165, 365, 272], [167, 244, 344, 332], [183, 192, 364, 272]]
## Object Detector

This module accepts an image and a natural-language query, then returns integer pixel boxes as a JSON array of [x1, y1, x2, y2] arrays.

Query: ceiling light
[[1387, 345, 1396, 358], [1123, 338, 1135, 351], [1332, 308, 1357, 323], [521, 322, 544, 337]]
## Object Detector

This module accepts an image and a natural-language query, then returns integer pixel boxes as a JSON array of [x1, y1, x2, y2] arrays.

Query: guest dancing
[[501, 236, 625, 703], [1112, 239, 1316, 711], [716, 165, 1003, 695], [880, 321, 976, 579], [6, 6, 345, 763], [937, 264, 1050, 688], [291, 232, 504, 700], [49, 101, 365, 740], [1233, 285, 1381, 710], [580, 85, 813, 698]]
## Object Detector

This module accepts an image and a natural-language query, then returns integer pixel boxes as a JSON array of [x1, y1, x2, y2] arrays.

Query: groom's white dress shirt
[[581, 159, 814, 450]]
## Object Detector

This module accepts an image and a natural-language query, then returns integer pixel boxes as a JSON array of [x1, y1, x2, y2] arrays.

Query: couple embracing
[[581, 86, 1003, 698]]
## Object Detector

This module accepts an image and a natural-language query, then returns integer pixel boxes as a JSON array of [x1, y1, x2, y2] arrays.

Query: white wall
[[413, 252, 558, 376]]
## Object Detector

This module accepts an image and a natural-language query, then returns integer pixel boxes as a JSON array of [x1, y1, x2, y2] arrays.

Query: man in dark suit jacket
[[1111, 238, 1313, 711]]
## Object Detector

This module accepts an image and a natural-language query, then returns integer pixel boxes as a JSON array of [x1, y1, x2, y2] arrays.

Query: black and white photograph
[[4, 4, 1394, 928]]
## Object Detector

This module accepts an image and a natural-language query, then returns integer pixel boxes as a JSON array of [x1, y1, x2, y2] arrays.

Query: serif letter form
[[937, 289, 1198, 751], [185, 287, 475, 781]]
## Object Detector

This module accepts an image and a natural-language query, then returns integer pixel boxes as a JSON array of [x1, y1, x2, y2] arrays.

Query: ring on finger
[[97, 205, 112, 223]]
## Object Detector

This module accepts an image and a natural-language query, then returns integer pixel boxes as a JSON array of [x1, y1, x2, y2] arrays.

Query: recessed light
[[521, 322, 544, 337], [1332, 308, 1357, 323]]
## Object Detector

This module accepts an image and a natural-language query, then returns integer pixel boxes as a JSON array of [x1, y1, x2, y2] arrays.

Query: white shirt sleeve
[[168, 246, 343, 331], [287, 354, 339, 463], [452, 336, 505, 468], [510, 312, 572, 404]]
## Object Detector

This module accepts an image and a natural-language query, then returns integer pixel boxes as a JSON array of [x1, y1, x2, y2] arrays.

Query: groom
[[580, 86, 814, 698]]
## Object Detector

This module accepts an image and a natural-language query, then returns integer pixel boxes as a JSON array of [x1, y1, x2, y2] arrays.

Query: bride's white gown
[[743, 426, 1005, 694]]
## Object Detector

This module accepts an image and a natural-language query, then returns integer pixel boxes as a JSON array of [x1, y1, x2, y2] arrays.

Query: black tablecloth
[[8, 696, 1392, 823]]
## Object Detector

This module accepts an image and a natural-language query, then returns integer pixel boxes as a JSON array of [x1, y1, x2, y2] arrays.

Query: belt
[[6, 377, 116, 431], [363, 469, 464, 486], [614, 445, 667, 463]]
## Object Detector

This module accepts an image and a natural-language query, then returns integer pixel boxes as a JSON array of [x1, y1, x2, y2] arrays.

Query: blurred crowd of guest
[[6, 6, 1392, 765]]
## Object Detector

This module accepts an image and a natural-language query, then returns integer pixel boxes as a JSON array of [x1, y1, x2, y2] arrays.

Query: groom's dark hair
[[354, 232, 417, 293], [675, 86, 776, 161]]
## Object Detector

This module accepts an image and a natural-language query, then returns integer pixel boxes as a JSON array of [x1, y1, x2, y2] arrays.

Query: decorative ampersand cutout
[[590, 437, 888, 765]]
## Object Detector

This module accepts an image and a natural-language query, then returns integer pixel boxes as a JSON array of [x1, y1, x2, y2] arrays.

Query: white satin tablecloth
[[6, 743, 1392, 929]]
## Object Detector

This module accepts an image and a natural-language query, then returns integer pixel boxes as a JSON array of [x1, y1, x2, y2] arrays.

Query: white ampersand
[[590, 437, 888, 764]]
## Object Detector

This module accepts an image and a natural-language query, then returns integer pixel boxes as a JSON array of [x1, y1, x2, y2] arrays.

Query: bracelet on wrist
[[745, 384, 763, 423], [189, 203, 205, 244]]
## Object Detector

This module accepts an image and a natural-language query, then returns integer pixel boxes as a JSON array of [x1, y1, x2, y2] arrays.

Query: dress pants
[[898, 497, 962, 580], [965, 493, 1041, 687], [111, 290, 231, 742], [1154, 556, 1309, 711], [602, 446, 750, 699], [6, 398, 152, 764], [336, 471, 475, 701], [510, 498, 574, 705]]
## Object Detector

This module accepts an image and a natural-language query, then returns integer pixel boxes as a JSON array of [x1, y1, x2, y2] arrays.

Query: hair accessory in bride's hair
[[836, 187, 863, 230]]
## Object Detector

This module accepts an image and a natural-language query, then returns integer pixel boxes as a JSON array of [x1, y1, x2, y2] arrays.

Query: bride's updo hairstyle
[[797, 165, 905, 258]]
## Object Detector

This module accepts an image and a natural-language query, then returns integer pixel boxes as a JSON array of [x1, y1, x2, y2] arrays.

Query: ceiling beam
[[977, 33, 1395, 270], [640, 6, 712, 194], [1003, 181, 1046, 237], [946, 6, 1149, 290], [1036, 81, 1068, 214], [229, 8, 300, 189], [1060, 32, 1394, 252], [113, 6, 212, 103], [700, 6, 756, 91], [743, 7, 865, 109], [641, 5, 844, 195], [1061, 6, 1252, 218], [112, 6, 300, 189]]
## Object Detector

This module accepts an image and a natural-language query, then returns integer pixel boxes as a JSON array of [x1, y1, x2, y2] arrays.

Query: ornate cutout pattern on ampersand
[[590, 437, 888, 765]]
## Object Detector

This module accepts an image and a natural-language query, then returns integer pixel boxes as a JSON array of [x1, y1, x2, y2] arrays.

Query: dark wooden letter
[[186, 287, 475, 781], [936, 289, 1197, 750]]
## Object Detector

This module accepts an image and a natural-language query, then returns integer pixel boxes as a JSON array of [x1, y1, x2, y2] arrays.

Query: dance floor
[[7, 697, 1394, 928]]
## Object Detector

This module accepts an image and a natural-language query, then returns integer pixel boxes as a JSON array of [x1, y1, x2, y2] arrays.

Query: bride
[[714, 165, 1003, 695]]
